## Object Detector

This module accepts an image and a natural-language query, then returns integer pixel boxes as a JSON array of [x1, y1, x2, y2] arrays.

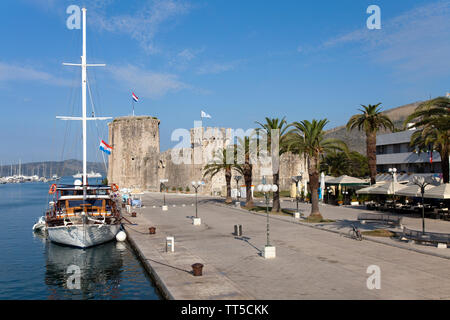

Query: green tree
[[255, 117, 290, 212], [203, 147, 234, 203], [346, 104, 394, 184], [405, 97, 450, 183], [320, 151, 369, 178], [320, 152, 350, 177], [287, 119, 347, 218]]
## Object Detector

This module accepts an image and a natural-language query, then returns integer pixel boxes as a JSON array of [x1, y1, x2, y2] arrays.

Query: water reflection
[[45, 241, 124, 299]]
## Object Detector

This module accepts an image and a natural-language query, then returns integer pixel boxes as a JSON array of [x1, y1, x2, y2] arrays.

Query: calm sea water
[[0, 178, 162, 300]]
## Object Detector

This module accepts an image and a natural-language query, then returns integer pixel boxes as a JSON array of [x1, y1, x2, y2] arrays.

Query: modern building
[[376, 129, 442, 174]]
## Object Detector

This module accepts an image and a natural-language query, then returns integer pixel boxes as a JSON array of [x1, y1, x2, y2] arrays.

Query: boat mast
[[82, 7, 87, 188]]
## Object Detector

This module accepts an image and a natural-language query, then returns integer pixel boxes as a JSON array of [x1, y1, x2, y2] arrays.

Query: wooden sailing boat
[[45, 7, 122, 248]]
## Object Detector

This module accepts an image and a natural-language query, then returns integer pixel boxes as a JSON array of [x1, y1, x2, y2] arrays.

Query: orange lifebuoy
[[49, 184, 57, 194], [111, 184, 119, 192]]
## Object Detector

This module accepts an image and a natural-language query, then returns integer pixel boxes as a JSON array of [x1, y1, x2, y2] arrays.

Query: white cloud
[[108, 64, 188, 98], [196, 61, 240, 75], [92, 0, 191, 54], [318, 1, 450, 77], [0, 62, 72, 86]]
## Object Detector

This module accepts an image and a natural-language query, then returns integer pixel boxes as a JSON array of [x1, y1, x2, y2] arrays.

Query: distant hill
[[0, 159, 106, 177], [325, 100, 423, 155]]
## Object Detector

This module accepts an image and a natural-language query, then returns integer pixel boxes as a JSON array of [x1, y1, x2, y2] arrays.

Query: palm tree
[[346, 104, 394, 184], [255, 117, 290, 212], [234, 136, 254, 208], [287, 119, 347, 218], [320, 152, 350, 177], [203, 147, 235, 203], [405, 97, 450, 183]]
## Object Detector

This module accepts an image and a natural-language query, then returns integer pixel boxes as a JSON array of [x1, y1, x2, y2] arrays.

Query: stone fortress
[[107, 116, 308, 195]]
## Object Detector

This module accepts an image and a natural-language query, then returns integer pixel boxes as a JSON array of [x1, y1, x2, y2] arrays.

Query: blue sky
[[0, 0, 449, 164]]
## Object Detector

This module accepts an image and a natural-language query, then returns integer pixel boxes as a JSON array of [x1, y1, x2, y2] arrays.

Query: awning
[[368, 182, 408, 195], [423, 184, 450, 199], [396, 184, 436, 197], [326, 175, 369, 186]]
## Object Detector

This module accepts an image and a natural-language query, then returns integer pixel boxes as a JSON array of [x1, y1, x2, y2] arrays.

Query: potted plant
[[185, 186, 190, 193], [337, 193, 343, 206]]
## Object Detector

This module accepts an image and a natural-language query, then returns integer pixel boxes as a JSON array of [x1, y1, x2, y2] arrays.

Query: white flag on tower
[[201, 110, 212, 118]]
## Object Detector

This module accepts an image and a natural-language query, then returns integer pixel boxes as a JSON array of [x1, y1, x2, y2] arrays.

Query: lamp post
[[412, 176, 430, 234], [326, 187, 331, 204], [343, 190, 349, 205], [191, 180, 204, 225], [291, 174, 302, 217], [257, 176, 278, 259], [234, 175, 242, 204], [388, 167, 397, 211], [160, 179, 168, 211]]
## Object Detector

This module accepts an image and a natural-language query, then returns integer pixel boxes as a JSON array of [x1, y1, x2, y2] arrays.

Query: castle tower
[[107, 116, 160, 191]]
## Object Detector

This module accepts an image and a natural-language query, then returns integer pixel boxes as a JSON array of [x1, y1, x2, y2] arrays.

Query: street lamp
[[234, 175, 242, 204], [326, 187, 331, 204], [388, 167, 397, 211], [191, 180, 204, 225], [257, 176, 278, 259], [412, 176, 431, 234], [291, 175, 302, 217], [160, 179, 168, 211], [343, 190, 349, 205]]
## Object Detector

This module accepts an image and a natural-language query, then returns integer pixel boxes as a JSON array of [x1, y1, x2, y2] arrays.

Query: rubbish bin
[[149, 227, 156, 234], [192, 263, 203, 276]]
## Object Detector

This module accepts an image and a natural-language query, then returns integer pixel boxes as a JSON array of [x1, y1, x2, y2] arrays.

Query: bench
[[402, 227, 450, 246], [357, 213, 403, 226]]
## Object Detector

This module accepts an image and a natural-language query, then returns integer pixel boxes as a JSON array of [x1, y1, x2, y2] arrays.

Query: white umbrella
[[356, 182, 388, 194], [368, 182, 407, 195], [320, 172, 325, 200], [423, 183, 450, 199], [396, 184, 435, 197]]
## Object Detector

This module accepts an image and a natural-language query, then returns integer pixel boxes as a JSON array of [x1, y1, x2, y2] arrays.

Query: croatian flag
[[99, 140, 113, 155], [132, 92, 139, 102]]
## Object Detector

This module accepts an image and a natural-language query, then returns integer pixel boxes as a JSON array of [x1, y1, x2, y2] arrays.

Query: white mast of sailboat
[[57, 7, 110, 196]]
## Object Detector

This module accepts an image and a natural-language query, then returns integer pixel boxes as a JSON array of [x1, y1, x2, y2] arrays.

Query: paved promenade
[[125, 192, 450, 299]]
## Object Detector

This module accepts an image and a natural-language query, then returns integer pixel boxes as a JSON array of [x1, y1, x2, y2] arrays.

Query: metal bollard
[[234, 224, 243, 236], [166, 236, 174, 252], [191, 263, 204, 276]]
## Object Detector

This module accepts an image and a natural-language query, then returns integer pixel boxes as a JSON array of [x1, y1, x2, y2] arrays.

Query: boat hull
[[47, 224, 121, 248]]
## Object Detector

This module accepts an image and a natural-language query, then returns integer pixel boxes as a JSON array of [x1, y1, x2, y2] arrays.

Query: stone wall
[[107, 116, 160, 191], [107, 117, 308, 195]]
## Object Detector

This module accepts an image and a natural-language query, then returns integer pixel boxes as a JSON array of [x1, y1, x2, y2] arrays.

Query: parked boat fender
[[116, 231, 126, 242]]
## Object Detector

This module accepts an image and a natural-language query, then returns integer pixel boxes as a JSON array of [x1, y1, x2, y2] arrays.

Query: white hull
[[47, 223, 121, 248]]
